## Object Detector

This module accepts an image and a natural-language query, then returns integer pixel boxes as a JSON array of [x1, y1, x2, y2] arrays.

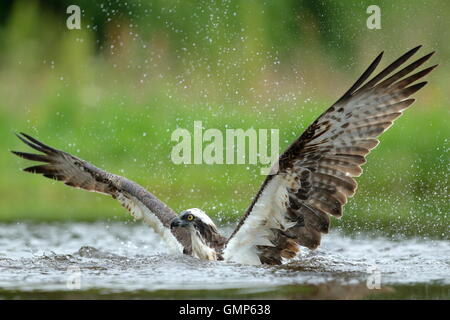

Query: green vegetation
[[0, 1, 448, 238]]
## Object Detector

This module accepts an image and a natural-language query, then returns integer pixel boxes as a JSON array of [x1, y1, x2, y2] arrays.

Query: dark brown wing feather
[[12, 133, 192, 253], [226, 46, 436, 265]]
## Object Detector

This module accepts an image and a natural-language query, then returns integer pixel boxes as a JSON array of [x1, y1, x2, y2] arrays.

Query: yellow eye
[[187, 214, 194, 221]]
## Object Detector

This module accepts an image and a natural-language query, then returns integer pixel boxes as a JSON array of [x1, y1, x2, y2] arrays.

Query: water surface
[[0, 222, 448, 299]]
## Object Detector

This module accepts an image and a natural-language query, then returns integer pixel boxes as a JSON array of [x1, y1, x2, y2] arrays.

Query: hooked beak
[[170, 217, 187, 229]]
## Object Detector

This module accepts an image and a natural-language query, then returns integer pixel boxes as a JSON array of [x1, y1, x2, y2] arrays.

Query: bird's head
[[170, 208, 218, 233], [171, 208, 224, 261]]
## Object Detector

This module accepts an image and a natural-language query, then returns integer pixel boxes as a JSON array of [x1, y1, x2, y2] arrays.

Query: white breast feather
[[223, 175, 296, 265], [117, 194, 183, 254], [190, 230, 217, 261]]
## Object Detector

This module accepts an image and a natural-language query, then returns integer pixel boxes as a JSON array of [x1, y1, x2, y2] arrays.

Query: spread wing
[[12, 133, 191, 254], [223, 46, 437, 265]]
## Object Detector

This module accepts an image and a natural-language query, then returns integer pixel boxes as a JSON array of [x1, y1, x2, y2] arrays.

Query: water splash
[[0, 222, 448, 294]]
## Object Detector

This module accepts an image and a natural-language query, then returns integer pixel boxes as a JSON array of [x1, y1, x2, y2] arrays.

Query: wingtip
[[15, 132, 31, 142], [376, 51, 384, 60], [15, 132, 29, 144], [23, 167, 34, 173], [13, 132, 59, 154], [422, 64, 438, 76], [421, 51, 436, 61], [13, 131, 46, 154], [10, 150, 22, 160], [405, 45, 422, 57], [410, 45, 423, 53], [16, 132, 37, 142], [414, 81, 428, 90], [19, 132, 33, 140]]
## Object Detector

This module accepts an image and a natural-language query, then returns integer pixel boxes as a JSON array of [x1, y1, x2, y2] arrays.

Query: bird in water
[[12, 46, 436, 265]]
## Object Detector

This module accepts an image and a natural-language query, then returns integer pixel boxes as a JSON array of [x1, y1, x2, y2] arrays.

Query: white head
[[170, 208, 220, 261]]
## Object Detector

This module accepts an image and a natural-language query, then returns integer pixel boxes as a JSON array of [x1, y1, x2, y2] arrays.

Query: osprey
[[12, 46, 436, 265]]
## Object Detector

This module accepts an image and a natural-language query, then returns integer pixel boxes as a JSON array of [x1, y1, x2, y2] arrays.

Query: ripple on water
[[0, 222, 448, 293]]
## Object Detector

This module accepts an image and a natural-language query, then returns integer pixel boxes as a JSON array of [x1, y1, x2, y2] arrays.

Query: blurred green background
[[0, 0, 448, 238]]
